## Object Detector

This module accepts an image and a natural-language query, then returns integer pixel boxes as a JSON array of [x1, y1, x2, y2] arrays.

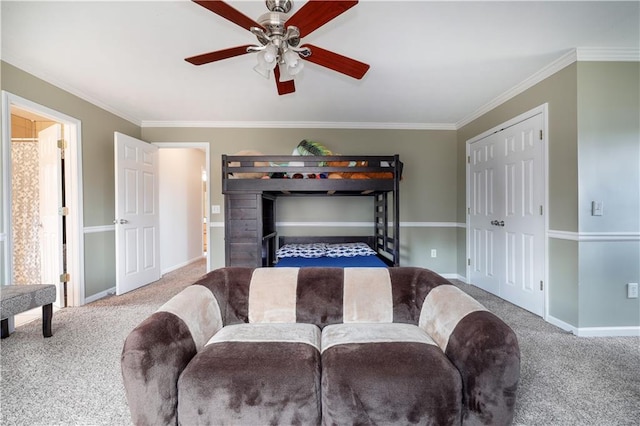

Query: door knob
[[113, 219, 128, 224], [498, 220, 504, 227], [490, 220, 498, 226]]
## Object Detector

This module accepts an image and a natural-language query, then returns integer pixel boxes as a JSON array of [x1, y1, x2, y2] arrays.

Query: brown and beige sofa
[[121, 267, 520, 425]]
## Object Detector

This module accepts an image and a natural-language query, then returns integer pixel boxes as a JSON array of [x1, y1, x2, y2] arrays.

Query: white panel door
[[38, 124, 65, 308], [499, 115, 545, 315], [469, 134, 503, 295], [470, 114, 545, 316], [114, 132, 160, 295]]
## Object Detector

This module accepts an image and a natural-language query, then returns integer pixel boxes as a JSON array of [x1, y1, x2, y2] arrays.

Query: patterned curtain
[[11, 141, 41, 284]]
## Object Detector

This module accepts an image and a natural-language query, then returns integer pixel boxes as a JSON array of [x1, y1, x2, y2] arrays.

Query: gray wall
[[576, 61, 640, 327], [457, 61, 640, 329], [1, 61, 140, 297], [3, 60, 638, 331], [141, 127, 460, 272]]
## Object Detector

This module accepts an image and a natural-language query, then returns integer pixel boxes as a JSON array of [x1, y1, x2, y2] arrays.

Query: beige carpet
[[1, 262, 638, 425]]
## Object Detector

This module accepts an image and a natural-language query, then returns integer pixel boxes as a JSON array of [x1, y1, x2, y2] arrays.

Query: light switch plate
[[591, 201, 603, 216], [211, 205, 221, 214]]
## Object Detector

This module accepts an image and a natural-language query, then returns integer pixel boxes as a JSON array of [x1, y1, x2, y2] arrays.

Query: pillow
[[326, 242, 377, 258], [276, 243, 327, 259]]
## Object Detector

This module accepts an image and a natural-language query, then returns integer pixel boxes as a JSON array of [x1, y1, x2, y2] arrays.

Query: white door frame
[[465, 103, 549, 319], [1, 91, 85, 306], [153, 142, 211, 273]]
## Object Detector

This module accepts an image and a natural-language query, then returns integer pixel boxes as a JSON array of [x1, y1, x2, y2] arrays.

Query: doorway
[[1, 92, 84, 323], [154, 143, 211, 274], [466, 105, 547, 317]]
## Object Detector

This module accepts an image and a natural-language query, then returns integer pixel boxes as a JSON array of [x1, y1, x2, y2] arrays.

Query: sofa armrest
[[121, 285, 223, 426], [419, 285, 520, 425]]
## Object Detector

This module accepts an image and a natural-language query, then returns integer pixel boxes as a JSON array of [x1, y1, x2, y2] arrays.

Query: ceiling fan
[[185, 0, 370, 95]]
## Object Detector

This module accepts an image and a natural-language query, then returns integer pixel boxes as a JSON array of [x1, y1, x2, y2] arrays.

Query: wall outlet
[[627, 283, 638, 299], [430, 249, 437, 258], [211, 205, 221, 214]]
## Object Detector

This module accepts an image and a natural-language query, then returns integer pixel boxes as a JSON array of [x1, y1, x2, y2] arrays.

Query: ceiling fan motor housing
[[265, 0, 292, 13]]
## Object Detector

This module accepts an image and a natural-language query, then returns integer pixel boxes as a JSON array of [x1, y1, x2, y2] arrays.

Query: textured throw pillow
[[326, 242, 377, 258], [276, 243, 327, 258]]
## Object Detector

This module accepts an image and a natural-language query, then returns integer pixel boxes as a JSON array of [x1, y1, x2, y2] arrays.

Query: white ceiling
[[2, 1, 638, 128]]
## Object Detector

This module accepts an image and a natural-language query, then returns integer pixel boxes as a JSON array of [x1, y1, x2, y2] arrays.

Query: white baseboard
[[441, 273, 467, 282], [575, 326, 640, 337], [547, 315, 640, 337], [84, 287, 115, 304], [161, 255, 205, 275]]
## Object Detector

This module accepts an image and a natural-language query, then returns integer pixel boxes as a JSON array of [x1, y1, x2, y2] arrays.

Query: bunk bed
[[222, 154, 402, 267]]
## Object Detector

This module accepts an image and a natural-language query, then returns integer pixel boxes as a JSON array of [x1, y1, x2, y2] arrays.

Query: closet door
[[469, 113, 545, 316]]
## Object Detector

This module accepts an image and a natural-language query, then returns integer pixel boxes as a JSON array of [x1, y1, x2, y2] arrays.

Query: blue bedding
[[275, 255, 388, 268]]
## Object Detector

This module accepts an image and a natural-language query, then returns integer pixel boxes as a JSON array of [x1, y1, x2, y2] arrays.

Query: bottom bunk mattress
[[275, 255, 388, 268], [274, 241, 389, 268]]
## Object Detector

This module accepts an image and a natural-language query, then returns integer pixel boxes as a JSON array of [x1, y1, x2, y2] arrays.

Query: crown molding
[[140, 120, 457, 130], [2, 55, 142, 127], [455, 49, 577, 129], [456, 47, 639, 129], [576, 47, 640, 61]]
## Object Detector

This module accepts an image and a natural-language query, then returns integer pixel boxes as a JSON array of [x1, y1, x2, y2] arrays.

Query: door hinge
[[58, 139, 67, 159], [467, 258, 471, 266], [60, 273, 70, 283], [467, 155, 471, 164], [540, 280, 544, 291], [540, 205, 543, 215], [468, 207, 471, 214], [539, 130, 543, 140], [58, 207, 69, 216]]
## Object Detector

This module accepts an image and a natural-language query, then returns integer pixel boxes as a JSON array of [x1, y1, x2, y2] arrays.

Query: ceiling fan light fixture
[[278, 62, 295, 82], [283, 49, 304, 76], [253, 64, 271, 79], [254, 44, 278, 78]]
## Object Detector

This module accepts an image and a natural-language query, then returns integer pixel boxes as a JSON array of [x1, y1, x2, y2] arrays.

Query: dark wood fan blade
[[274, 67, 296, 95], [286, 1, 358, 38], [301, 44, 370, 79], [185, 45, 253, 65], [192, 0, 263, 31]]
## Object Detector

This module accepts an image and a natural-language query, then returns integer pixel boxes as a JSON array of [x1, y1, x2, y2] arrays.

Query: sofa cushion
[[206, 323, 321, 351], [342, 267, 393, 323], [321, 323, 462, 425], [157, 284, 222, 351], [178, 323, 322, 426], [248, 267, 299, 323], [321, 322, 436, 352], [419, 284, 488, 351]]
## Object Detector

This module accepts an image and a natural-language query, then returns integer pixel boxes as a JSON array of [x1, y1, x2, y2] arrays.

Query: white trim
[[273, 221, 464, 228], [575, 326, 640, 338], [209, 221, 224, 228], [457, 51, 576, 128], [441, 273, 467, 282], [84, 287, 115, 304], [161, 255, 206, 275], [548, 230, 640, 242], [546, 314, 640, 337], [576, 47, 640, 62], [141, 121, 456, 131], [456, 48, 640, 129], [84, 225, 116, 234], [2, 91, 85, 306], [546, 315, 578, 334], [2, 56, 141, 127]]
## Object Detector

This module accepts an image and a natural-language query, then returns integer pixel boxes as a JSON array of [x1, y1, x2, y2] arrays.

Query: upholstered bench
[[0, 284, 56, 338]]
